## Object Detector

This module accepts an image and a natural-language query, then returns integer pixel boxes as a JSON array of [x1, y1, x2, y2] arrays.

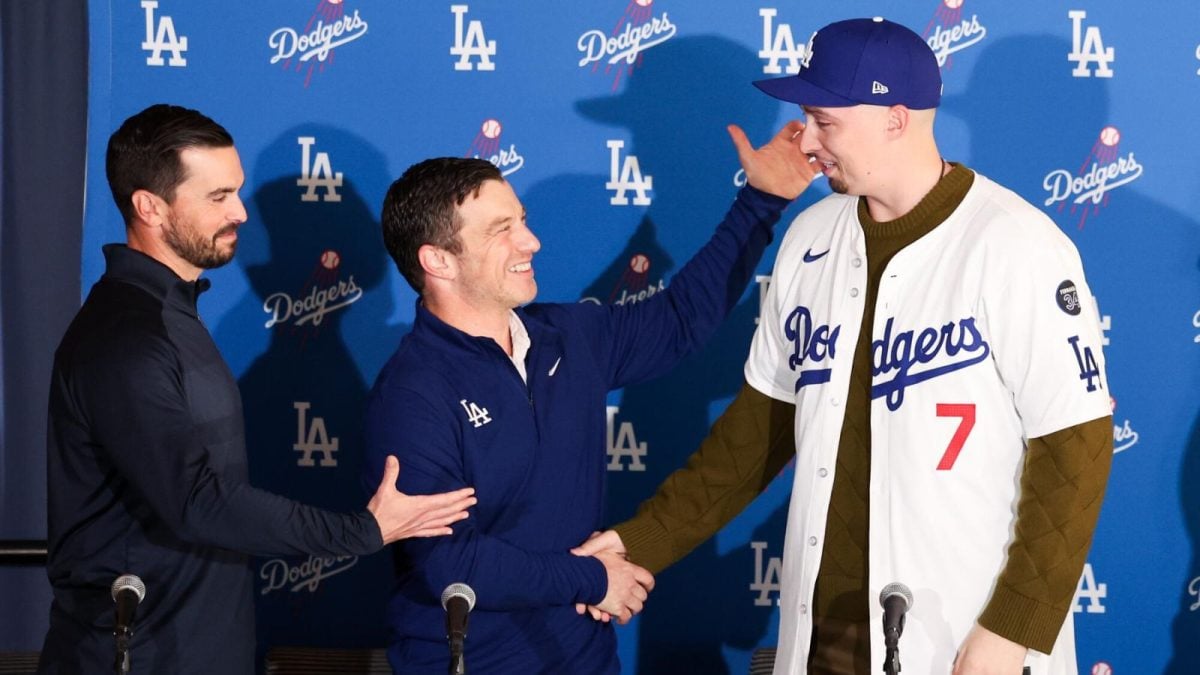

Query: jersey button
[[849, 287, 860, 298], [852, 258, 862, 268], [800, 604, 808, 614], [808, 536, 818, 546], [818, 468, 828, 477], [830, 397, 841, 407]]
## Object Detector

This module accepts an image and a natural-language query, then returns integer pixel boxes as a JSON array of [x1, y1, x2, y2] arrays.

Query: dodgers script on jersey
[[744, 174, 1109, 674]]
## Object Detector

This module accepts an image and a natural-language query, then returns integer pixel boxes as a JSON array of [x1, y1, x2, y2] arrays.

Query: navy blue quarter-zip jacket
[[363, 185, 789, 674]]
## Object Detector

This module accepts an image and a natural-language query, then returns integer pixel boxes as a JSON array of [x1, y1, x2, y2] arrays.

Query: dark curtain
[[0, 1, 88, 651]]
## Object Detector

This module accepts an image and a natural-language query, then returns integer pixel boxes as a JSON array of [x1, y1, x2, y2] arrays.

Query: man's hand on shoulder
[[952, 623, 1028, 675], [367, 455, 477, 544], [728, 120, 820, 200]]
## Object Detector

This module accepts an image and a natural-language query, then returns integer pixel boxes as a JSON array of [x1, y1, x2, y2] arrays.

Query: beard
[[163, 216, 237, 270], [828, 176, 849, 194]]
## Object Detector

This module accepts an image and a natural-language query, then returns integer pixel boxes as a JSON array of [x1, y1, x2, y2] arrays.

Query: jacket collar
[[101, 244, 211, 315], [411, 299, 557, 358]]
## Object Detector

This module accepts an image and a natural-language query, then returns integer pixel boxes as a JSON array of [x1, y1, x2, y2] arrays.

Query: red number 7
[[936, 403, 976, 470]]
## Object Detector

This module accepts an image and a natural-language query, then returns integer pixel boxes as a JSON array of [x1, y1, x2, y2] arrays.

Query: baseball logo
[[320, 249, 341, 270], [629, 253, 650, 274], [943, 0, 964, 8], [1056, 280, 1081, 316], [1099, 126, 1120, 147], [1091, 662, 1113, 675], [481, 119, 502, 140]]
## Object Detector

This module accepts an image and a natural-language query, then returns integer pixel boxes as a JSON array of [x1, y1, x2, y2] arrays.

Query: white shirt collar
[[508, 310, 530, 383]]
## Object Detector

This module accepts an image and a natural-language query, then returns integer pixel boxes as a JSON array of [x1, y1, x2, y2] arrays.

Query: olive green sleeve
[[977, 415, 1113, 653], [613, 381, 796, 574]]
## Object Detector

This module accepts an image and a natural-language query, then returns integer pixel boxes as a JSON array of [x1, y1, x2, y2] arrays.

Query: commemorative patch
[[1056, 280, 1081, 316]]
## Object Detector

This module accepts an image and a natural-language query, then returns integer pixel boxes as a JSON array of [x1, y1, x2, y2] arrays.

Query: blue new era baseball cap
[[754, 17, 941, 109]]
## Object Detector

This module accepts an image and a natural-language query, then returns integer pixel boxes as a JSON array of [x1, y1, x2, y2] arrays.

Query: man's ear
[[130, 189, 165, 227], [419, 243, 456, 283], [886, 105, 910, 137]]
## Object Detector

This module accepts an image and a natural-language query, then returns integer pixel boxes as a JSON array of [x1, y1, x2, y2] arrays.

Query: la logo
[[1072, 563, 1108, 614], [1068, 10, 1114, 78], [605, 140, 653, 206], [297, 137, 343, 203], [141, 0, 188, 67], [1067, 335, 1103, 393], [800, 31, 816, 69], [294, 402, 338, 467], [750, 541, 783, 607], [450, 5, 496, 71], [606, 406, 647, 471], [758, 9, 805, 75], [460, 399, 492, 428]]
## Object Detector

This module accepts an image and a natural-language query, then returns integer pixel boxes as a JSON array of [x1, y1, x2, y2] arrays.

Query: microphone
[[879, 582, 912, 675], [111, 574, 146, 675], [441, 583, 476, 675]]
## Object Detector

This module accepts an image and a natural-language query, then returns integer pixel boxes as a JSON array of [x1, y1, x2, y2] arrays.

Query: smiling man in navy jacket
[[363, 122, 817, 674]]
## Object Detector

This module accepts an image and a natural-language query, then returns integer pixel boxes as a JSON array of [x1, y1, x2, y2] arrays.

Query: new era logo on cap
[[754, 17, 941, 109]]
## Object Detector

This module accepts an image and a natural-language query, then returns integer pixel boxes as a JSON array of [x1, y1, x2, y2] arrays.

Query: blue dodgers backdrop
[[77, 1, 1200, 673]]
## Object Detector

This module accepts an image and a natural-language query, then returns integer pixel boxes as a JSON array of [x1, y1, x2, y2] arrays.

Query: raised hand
[[728, 120, 820, 200], [367, 455, 477, 544]]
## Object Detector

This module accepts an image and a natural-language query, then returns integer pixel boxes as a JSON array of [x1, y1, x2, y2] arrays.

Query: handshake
[[570, 530, 651, 625]]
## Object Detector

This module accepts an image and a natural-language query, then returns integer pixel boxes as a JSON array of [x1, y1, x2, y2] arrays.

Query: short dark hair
[[105, 104, 234, 225], [381, 157, 503, 293]]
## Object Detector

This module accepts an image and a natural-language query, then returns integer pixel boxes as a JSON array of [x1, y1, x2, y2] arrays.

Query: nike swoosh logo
[[548, 357, 561, 377], [802, 248, 830, 263]]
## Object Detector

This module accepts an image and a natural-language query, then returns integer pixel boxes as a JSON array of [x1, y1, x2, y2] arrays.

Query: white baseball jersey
[[745, 173, 1109, 675]]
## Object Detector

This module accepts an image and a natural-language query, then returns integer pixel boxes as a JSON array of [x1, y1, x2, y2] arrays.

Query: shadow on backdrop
[[1167, 405, 1200, 675], [211, 126, 407, 667], [549, 34, 818, 673]]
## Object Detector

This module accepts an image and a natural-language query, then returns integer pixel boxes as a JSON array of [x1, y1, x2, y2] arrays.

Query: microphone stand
[[882, 613, 903, 675], [448, 636, 465, 675], [447, 610, 466, 675], [114, 625, 132, 675], [882, 645, 900, 675]]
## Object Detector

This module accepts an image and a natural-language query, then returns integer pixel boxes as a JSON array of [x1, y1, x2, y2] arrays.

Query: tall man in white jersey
[[575, 17, 1114, 675]]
